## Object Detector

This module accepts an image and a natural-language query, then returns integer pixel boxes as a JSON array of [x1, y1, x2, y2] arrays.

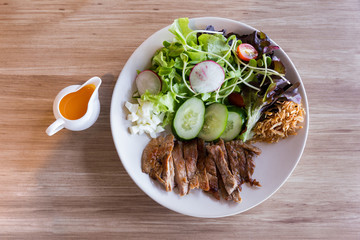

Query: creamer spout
[[81, 76, 102, 91]]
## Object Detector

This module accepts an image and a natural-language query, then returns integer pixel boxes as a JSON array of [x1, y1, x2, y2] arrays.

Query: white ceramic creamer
[[46, 77, 102, 136]]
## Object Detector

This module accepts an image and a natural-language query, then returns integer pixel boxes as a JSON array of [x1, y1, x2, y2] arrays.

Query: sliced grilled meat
[[142, 136, 161, 174], [225, 141, 243, 186], [227, 140, 247, 187], [183, 139, 199, 192], [214, 139, 228, 160], [230, 188, 242, 203], [161, 135, 175, 191], [244, 150, 261, 187], [215, 139, 237, 201], [142, 134, 261, 202], [216, 139, 242, 203], [204, 144, 220, 200], [141, 134, 175, 191], [232, 139, 262, 155], [172, 141, 189, 196], [218, 176, 232, 201], [207, 144, 237, 195], [227, 140, 261, 187], [196, 138, 210, 191]]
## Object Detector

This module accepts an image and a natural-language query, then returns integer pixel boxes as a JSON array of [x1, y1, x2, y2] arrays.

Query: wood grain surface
[[0, 0, 359, 239]]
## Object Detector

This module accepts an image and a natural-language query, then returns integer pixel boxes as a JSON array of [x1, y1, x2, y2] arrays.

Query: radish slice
[[189, 60, 225, 93], [135, 70, 162, 95]]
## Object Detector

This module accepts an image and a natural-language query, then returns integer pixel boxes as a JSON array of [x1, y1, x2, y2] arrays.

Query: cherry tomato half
[[237, 43, 258, 61]]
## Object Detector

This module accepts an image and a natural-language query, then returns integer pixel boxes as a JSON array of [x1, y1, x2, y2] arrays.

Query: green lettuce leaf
[[169, 18, 196, 45], [187, 51, 207, 63], [168, 42, 184, 57], [198, 33, 230, 59], [152, 49, 168, 67], [141, 90, 176, 113]]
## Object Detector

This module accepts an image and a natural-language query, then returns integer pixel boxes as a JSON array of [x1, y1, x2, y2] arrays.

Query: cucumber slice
[[173, 97, 205, 140], [220, 111, 244, 141], [227, 106, 247, 121], [198, 103, 228, 142]]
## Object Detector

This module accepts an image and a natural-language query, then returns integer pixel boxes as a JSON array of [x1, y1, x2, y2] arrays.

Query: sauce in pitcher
[[59, 84, 96, 120]]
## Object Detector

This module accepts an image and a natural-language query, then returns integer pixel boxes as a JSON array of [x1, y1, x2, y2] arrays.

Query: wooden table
[[1, 0, 359, 238]]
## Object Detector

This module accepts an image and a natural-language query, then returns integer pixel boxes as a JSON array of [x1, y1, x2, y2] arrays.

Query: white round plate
[[110, 17, 309, 218]]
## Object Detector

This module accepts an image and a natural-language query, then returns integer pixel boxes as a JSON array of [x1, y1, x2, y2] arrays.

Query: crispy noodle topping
[[252, 101, 305, 143]]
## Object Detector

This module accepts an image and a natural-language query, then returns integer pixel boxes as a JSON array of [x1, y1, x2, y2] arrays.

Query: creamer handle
[[46, 118, 65, 136]]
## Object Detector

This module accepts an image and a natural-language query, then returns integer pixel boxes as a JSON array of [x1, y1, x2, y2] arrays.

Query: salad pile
[[126, 18, 302, 143]]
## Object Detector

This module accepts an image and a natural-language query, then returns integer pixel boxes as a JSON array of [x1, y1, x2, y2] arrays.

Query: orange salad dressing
[[59, 84, 96, 120]]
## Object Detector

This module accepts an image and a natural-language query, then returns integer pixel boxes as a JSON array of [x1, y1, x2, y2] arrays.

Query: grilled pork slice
[[161, 135, 176, 192], [162, 154, 175, 192], [183, 139, 199, 192], [207, 144, 238, 195], [142, 136, 160, 174], [225, 141, 243, 186], [218, 176, 232, 201], [215, 139, 234, 201], [215, 139, 228, 160], [230, 188, 242, 203], [172, 141, 189, 196], [227, 140, 247, 187], [227, 140, 261, 187], [232, 140, 262, 155], [244, 150, 261, 187], [196, 138, 210, 191], [204, 144, 220, 200], [141, 134, 175, 191], [216, 139, 242, 203]]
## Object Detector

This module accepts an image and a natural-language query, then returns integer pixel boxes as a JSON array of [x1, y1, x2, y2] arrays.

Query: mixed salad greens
[[128, 18, 301, 142]]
